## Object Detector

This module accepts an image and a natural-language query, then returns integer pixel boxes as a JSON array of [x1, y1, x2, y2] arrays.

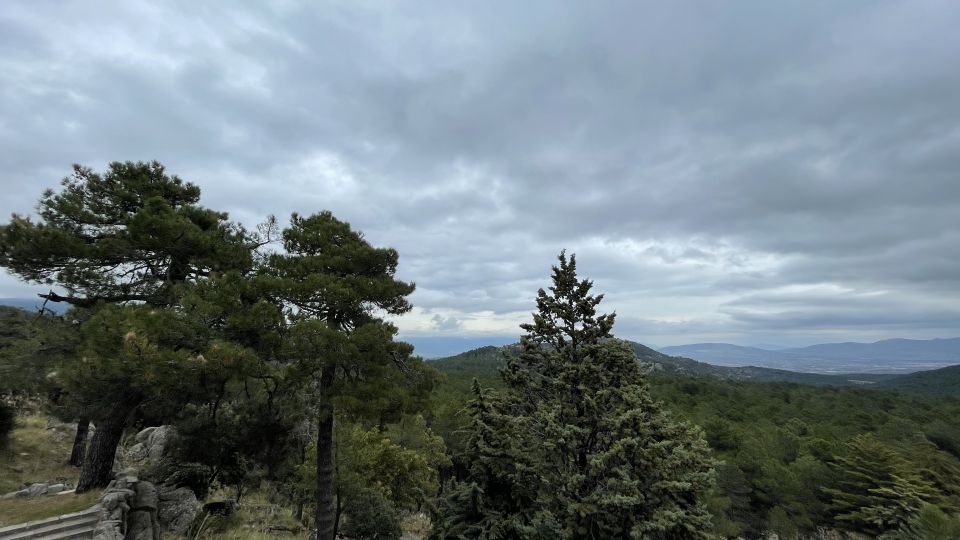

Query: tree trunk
[[76, 395, 140, 493], [294, 502, 304, 522], [68, 418, 89, 467], [314, 365, 336, 540]]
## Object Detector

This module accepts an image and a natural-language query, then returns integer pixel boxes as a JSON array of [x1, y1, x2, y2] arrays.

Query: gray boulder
[[127, 426, 178, 482], [127, 509, 160, 540], [128, 426, 176, 466], [25, 482, 48, 497], [133, 481, 159, 511], [92, 521, 125, 540], [158, 485, 199, 534]]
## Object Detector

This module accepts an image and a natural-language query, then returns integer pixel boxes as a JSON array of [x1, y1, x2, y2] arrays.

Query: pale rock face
[[113, 426, 202, 534], [93, 468, 175, 540], [158, 486, 200, 534], [127, 425, 177, 475], [25, 482, 49, 496]]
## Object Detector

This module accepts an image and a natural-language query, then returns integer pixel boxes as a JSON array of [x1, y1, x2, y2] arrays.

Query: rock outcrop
[[93, 426, 201, 538], [157, 486, 199, 534], [127, 425, 178, 480], [93, 468, 159, 540], [125, 426, 200, 535]]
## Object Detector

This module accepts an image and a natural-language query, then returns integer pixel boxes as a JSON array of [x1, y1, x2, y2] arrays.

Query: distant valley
[[658, 337, 960, 374]]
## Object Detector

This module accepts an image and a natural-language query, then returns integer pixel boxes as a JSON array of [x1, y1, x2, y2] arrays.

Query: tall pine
[[267, 211, 436, 540], [433, 252, 716, 539]]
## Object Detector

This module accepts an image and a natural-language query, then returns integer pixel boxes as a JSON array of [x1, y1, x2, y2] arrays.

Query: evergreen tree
[[900, 504, 960, 540], [825, 433, 940, 536], [62, 304, 205, 491], [0, 161, 255, 490], [433, 252, 716, 539], [266, 211, 437, 540], [170, 270, 303, 500]]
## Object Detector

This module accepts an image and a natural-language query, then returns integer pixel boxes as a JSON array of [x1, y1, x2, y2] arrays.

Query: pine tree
[[267, 211, 437, 540], [825, 433, 941, 536], [0, 161, 255, 491], [433, 252, 716, 539]]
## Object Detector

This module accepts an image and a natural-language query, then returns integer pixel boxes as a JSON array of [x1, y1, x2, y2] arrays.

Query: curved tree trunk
[[68, 418, 89, 467], [76, 394, 141, 493], [314, 365, 336, 540]]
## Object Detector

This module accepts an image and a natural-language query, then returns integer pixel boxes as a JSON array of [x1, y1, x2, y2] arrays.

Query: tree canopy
[[432, 252, 716, 539]]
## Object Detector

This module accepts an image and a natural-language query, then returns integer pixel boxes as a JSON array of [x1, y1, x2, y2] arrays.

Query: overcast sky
[[2, 1, 959, 350]]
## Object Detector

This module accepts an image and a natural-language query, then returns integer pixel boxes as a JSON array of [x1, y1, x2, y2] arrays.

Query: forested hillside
[[431, 341, 899, 388], [429, 345, 960, 538], [877, 364, 960, 396]]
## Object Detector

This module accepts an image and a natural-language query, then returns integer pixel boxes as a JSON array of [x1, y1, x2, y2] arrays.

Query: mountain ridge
[[428, 340, 900, 389], [427, 340, 960, 395], [659, 337, 960, 374]]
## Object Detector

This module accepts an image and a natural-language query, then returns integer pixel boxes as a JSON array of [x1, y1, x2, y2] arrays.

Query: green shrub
[[340, 487, 402, 540]]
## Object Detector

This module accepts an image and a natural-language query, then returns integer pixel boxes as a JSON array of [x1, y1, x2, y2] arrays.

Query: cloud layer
[[2, 1, 959, 347]]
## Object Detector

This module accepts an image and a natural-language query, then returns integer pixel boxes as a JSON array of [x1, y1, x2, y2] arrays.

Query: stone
[[133, 481, 159, 511], [46, 483, 65, 494], [129, 426, 175, 465], [158, 485, 199, 533], [91, 470, 162, 540], [92, 521, 125, 540], [25, 482, 48, 497], [120, 467, 139, 479], [128, 426, 178, 482], [127, 509, 159, 540], [101, 488, 134, 521], [135, 426, 158, 444], [13, 488, 30, 498]]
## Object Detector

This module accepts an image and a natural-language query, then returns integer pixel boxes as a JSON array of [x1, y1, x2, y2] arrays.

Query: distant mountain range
[[427, 341, 960, 396], [659, 338, 960, 374], [4, 296, 956, 384]]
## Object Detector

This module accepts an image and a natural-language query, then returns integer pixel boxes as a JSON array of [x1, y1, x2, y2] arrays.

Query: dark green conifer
[[433, 252, 716, 539], [825, 433, 940, 536], [0, 161, 254, 491], [267, 211, 437, 540]]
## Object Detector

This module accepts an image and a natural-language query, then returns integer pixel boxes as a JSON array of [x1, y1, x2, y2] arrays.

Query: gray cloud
[[2, 1, 959, 346]]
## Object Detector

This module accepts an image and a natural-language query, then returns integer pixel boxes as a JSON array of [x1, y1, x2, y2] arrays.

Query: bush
[[0, 401, 15, 450], [340, 487, 403, 540]]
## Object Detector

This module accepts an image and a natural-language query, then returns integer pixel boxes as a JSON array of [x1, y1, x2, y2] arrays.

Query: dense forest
[[2, 162, 960, 539], [431, 347, 960, 538]]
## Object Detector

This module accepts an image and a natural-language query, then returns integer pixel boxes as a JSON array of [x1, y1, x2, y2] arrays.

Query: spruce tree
[[433, 252, 716, 539]]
